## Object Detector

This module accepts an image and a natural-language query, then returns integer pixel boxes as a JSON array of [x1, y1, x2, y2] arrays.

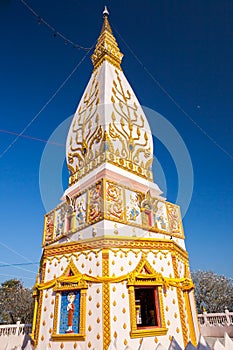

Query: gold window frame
[[51, 260, 87, 341], [127, 258, 168, 338]]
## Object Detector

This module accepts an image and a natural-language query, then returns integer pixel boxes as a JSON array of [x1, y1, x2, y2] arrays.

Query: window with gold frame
[[127, 258, 168, 338], [128, 283, 168, 338], [51, 260, 88, 341]]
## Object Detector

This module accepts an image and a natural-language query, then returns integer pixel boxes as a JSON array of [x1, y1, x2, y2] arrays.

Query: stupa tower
[[31, 8, 199, 350]]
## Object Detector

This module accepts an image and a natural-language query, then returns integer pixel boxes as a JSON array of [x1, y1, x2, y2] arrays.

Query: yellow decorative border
[[42, 237, 188, 262], [68, 151, 153, 187], [172, 254, 189, 347], [33, 270, 193, 292], [130, 327, 168, 338], [184, 291, 197, 346], [30, 289, 39, 345], [31, 290, 43, 347], [102, 249, 110, 350]]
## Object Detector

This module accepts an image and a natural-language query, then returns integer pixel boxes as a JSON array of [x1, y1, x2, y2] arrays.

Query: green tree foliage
[[0, 279, 34, 324], [192, 270, 233, 313]]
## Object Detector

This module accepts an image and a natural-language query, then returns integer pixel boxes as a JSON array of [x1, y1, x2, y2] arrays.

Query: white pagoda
[[31, 8, 199, 350]]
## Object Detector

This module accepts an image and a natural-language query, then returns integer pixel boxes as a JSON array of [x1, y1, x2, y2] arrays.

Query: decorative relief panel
[[44, 212, 55, 244], [67, 66, 154, 186], [154, 201, 169, 231], [109, 70, 153, 171], [166, 203, 183, 235], [54, 205, 66, 237], [67, 73, 102, 175], [106, 181, 124, 220], [75, 193, 87, 227], [87, 181, 103, 222], [125, 190, 142, 224], [42, 181, 184, 246]]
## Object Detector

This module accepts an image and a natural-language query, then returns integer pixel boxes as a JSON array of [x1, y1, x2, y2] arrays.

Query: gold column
[[33, 290, 43, 347], [80, 289, 87, 336], [30, 291, 38, 342], [102, 249, 110, 350], [172, 254, 188, 347], [183, 291, 197, 346], [128, 286, 137, 333]]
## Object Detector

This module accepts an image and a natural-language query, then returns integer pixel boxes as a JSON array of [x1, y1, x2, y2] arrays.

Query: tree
[[0, 279, 34, 324], [192, 270, 233, 313]]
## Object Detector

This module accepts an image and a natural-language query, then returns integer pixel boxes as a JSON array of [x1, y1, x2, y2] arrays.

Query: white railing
[[0, 321, 31, 336], [198, 309, 233, 338], [0, 322, 32, 350], [198, 309, 233, 326]]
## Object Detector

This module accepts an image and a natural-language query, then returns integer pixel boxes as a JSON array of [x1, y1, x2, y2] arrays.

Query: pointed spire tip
[[103, 5, 109, 18]]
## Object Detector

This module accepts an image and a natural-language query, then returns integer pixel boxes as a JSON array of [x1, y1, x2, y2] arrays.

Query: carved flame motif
[[109, 70, 152, 168], [67, 74, 102, 174]]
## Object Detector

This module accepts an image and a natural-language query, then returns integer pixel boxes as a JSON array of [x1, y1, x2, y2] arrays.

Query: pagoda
[[31, 8, 199, 350]]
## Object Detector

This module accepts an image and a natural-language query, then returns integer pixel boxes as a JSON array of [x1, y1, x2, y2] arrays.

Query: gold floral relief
[[87, 181, 103, 222], [67, 74, 102, 174], [166, 203, 183, 235], [105, 181, 124, 220], [44, 212, 55, 245], [109, 70, 153, 170]]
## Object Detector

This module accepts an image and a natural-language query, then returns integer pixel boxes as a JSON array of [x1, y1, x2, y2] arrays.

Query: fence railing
[[198, 309, 233, 326], [0, 321, 31, 336]]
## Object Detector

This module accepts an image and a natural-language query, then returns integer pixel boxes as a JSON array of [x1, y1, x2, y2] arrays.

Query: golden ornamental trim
[[91, 15, 123, 70], [34, 269, 194, 292], [130, 327, 168, 338], [42, 237, 188, 262]]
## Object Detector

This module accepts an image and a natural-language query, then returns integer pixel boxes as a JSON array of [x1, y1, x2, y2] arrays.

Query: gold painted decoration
[[106, 181, 124, 219], [44, 212, 55, 244], [91, 12, 123, 70], [88, 181, 103, 222], [41, 180, 181, 239], [43, 203, 74, 245], [34, 263, 194, 293], [109, 70, 152, 169], [67, 74, 102, 175], [167, 203, 183, 234], [102, 249, 110, 350]]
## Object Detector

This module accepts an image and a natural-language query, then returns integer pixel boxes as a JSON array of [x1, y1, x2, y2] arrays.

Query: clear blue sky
[[0, 0, 233, 288]]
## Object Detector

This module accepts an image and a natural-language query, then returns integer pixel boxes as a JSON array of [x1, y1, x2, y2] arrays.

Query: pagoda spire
[[91, 7, 123, 70]]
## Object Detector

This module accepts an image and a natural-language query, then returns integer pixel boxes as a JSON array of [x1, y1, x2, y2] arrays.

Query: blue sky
[[0, 0, 233, 288]]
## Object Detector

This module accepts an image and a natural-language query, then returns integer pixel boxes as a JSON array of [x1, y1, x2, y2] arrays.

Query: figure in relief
[[167, 204, 180, 232], [89, 183, 102, 221], [45, 214, 54, 242], [66, 292, 76, 333], [76, 198, 86, 225], [127, 193, 140, 221]]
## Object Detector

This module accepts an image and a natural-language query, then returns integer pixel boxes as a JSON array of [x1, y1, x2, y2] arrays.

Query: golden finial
[[91, 7, 123, 70]]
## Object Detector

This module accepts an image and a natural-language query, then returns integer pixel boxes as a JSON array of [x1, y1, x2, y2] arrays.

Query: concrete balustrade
[[0, 321, 31, 349], [0, 317, 233, 350], [198, 309, 233, 338]]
